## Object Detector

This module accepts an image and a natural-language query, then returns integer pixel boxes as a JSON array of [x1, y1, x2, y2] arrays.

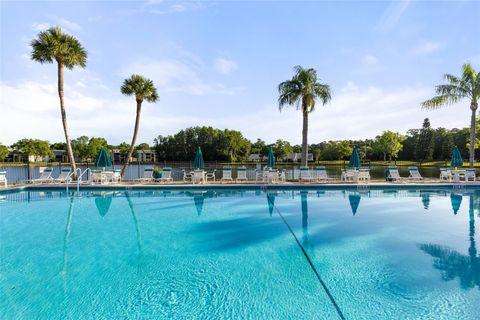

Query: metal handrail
[[66, 168, 82, 193], [76, 168, 91, 192]]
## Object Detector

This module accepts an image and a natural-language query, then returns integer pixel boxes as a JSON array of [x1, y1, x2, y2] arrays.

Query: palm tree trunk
[[301, 110, 309, 167], [121, 100, 142, 179], [469, 101, 478, 168], [57, 62, 77, 176]]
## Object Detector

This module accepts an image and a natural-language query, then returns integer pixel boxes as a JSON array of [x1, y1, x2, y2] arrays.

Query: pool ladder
[[66, 168, 91, 193]]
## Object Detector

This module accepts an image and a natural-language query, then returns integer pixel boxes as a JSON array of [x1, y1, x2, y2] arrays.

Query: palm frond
[[422, 95, 464, 109]]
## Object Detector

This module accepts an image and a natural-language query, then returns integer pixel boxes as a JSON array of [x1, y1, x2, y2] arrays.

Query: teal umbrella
[[349, 193, 361, 216], [267, 146, 275, 168], [193, 147, 205, 169], [450, 146, 463, 169], [95, 146, 112, 168], [451, 193, 463, 215], [349, 147, 361, 169]]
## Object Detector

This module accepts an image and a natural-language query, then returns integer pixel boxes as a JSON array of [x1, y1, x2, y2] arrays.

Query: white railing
[[66, 168, 91, 193], [66, 168, 81, 193], [76, 168, 91, 192]]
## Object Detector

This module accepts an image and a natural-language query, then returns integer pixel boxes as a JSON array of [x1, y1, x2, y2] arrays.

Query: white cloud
[[363, 54, 378, 66], [0, 80, 471, 146], [411, 41, 444, 55], [50, 16, 82, 32], [31, 23, 51, 31], [376, 0, 411, 32], [213, 57, 238, 74]]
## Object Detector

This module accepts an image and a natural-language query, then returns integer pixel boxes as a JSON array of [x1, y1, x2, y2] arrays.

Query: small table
[[191, 171, 206, 184], [450, 170, 466, 183]]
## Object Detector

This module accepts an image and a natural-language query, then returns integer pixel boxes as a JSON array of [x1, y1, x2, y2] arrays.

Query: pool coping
[[1, 181, 478, 194]]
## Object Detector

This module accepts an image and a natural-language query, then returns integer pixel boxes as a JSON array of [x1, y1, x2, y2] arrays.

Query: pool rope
[[266, 191, 346, 320]]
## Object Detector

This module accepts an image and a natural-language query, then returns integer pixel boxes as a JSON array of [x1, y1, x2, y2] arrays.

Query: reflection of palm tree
[[62, 196, 75, 295], [301, 191, 309, 245], [420, 195, 479, 289], [125, 192, 143, 257]]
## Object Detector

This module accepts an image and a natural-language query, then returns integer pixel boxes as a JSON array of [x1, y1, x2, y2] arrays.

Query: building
[[286, 153, 314, 163], [136, 150, 157, 163], [110, 149, 126, 164], [52, 150, 68, 162], [248, 154, 267, 162]]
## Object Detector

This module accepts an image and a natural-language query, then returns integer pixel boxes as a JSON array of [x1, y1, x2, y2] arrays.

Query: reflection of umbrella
[[419, 195, 479, 290], [450, 145, 463, 169], [95, 194, 113, 217], [349, 147, 361, 169], [193, 147, 205, 169], [451, 193, 463, 215], [300, 191, 309, 244], [193, 192, 205, 216], [420, 191, 430, 210], [95, 146, 112, 168], [348, 193, 361, 215], [267, 191, 277, 216], [267, 146, 275, 168]]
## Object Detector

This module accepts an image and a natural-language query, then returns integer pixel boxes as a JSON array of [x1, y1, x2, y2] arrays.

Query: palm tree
[[422, 63, 479, 167], [278, 66, 332, 166], [31, 27, 87, 175], [120, 75, 159, 179]]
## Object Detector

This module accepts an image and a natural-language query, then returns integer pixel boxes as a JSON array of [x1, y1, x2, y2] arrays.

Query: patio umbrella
[[95, 146, 112, 168], [451, 193, 463, 215], [267, 146, 275, 168], [349, 193, 361, 216], [450, 146, 463, 169], [193, 147, 205, 169], [95, 194, 113, 217], [349, 147, 361, 169]]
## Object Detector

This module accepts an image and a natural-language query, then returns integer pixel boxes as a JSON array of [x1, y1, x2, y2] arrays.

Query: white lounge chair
[[386, 166, 401, 182], [221, 166, 233, 182], [236, 166, 247, 182], [138, 168, 153, 182], [464, 168, 476, 182], [158, 167, 173, 183], [357, 168, 370, 183], [206, 169, 216, 182], [30, 167, 54, 184], [440, 168, 451, 181], [299, 167, 313, 181], [408, 166, 423, 181], [314, 166, 332, 182], [54, 168, 71, 183], [0, 171, 7, 188], [192, 170, 205, 184], [183, 170, 193, 182]]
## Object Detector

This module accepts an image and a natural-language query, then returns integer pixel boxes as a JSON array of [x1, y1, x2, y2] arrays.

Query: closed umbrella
[[267, 146, 275, 168], [193, 147, 205, 169], [450, 146, 463, 169], [349, 147, 361, 169], [95, 146, 112, 168]]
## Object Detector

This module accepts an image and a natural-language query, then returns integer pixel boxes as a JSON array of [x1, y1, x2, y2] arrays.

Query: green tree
[[117, 142, 131, 158], [373, 131, 406, 161], [251, 139, 268, 155], [278, 65, 332, 166], [31, 27, 87, 174], [71, 136, 90, 161], [50, 142, 67, 150], [415, 118, 435, 161], [271, 139, 293, 161], [12, 139, 54, 161], [87, 137, 108, 160], [0, 144, 8, 161], [120, 75, 159, 178], [422, 63, 480, 167]]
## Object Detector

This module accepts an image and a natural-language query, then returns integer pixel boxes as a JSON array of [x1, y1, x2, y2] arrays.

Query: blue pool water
[[1, 187, 479, 319]]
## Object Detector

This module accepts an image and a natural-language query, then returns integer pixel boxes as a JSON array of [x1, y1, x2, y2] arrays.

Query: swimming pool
[[1, 186, 479, 319]]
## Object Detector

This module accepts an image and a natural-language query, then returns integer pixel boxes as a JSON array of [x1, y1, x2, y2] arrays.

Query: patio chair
[[159, 167, 173, 183], [206, 169, 216, 182], [314, 166, 332, 182], [91, 169, 103, 184], [357, 168, 371, 183], [408, 166, 423, 181], [255, 167, 269, 183], [183, 170, 193, 182], [138, 168, 153, 182], [299, 166, 313, 181], [440, 168, 451, 181], [464, 168, 476, 182], [236, 166, 247, 182], [386, 166, 401, 182], [221, 166, 233, 182], [30, 167, 54, 184], [113, 169, 121, 183], [54, 168, 71, 183], [278, 169, 286, 183], [341, 169, 356, 182], [0, 171, 7, 188]]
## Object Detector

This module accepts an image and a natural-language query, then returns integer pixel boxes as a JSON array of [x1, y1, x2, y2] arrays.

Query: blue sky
[[1, 0, 479, 146]]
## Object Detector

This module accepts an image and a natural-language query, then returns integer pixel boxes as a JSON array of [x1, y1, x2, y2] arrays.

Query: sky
[[0, 0, 479, 146]]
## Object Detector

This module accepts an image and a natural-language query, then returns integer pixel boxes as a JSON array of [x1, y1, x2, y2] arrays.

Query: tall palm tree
[[120, 75, 159, 179], [31, 27, 87, 175], [422, 63, 479, 167], [278, 66, 331, 166]]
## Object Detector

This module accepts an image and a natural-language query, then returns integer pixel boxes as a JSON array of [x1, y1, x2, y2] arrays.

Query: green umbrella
[[349, 147, 361, 169], [193, 147, 205, 169], [95, 146, 112, 168], [267, 146, 275, 168], [450, 146, 463, 169], [451, 193, 463, 215], [349, 193, 361, 216]]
